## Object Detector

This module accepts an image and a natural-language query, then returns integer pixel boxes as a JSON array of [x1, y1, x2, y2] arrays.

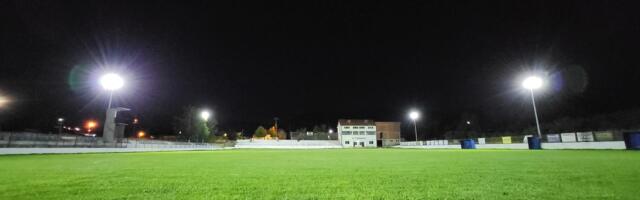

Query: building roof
[[375, 121, 401, 125], [338, 119, 376, 126]]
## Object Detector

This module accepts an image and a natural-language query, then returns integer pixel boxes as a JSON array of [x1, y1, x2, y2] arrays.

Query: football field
[[0, 149, 638, 199]]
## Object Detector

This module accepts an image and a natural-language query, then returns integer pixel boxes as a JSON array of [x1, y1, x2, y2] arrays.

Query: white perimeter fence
[[0, 132, 221, 155], [399, 131, 630, 149], [235, 139, 342, 149]]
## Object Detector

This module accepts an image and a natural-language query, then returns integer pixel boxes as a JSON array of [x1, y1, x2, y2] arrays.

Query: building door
[[360, 142, 364, 147]]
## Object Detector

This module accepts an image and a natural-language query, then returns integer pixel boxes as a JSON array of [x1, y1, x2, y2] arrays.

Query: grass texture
[[1, 149, 639, 199]]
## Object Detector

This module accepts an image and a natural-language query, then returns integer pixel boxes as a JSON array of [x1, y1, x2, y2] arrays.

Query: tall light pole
[[522, 76, 543, 138], [200, 110, 211, 143], [57, 118, 64, 134], [274, 117, 279, 141], [100, 73, 124, 143], [409, 111, 420, 143], [0, 95, 9, 131]]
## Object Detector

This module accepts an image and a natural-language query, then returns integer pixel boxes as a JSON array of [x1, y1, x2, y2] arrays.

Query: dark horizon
[[1, 1, 640, 139]]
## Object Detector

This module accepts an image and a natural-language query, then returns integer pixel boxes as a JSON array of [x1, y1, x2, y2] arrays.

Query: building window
[[359, 126, 365, 129], [366, 131, 375, 135], [344, 126, 350, 129], [360, 131, 365, 135], [345, 141, 350, 144], [369, 141, 374, 144], [367, 126, 374, 129], [342, 131, 351, 135]]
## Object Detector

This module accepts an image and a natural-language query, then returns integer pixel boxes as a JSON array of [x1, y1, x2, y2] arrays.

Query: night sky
[[1, 1, 639, 138]]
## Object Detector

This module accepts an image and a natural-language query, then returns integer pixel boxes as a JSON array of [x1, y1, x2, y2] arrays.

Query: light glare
[[522, 76, 543, 90], [100, 73, 124, 91], [409, 111, 420, 120], [0, 96, 9, 108], [200, 110, 211, 121]]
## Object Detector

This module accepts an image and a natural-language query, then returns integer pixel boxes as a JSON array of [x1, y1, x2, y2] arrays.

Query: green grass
[[0, 149, 639, 199]]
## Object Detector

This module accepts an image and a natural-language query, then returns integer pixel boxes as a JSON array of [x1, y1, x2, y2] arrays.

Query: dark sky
[[1, 1, 639, 138]]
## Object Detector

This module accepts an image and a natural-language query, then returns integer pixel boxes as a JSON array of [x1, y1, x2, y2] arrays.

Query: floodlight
[[200, 110, 211, 121], [522, 76, 543, 90], [100, 73, 124, 91], [409, 111, 420, 120]]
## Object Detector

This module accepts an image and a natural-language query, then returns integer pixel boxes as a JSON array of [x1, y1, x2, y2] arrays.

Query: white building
[[338, 119, 377, 147]]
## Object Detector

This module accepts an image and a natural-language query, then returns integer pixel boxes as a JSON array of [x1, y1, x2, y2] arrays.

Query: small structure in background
[[103, 107, 130, 143], [338, 119, 377, 148], [375, 122, 401, 147]]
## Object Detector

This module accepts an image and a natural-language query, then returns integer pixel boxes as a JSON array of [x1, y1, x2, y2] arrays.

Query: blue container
[[623, 132, 640, 150], [460, 139, 476, 149], [527, 136, 542, 150]]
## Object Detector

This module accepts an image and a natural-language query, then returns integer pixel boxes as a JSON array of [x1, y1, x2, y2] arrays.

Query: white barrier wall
[[394, 141, 626, 150], [234, 140, 342, 149], [576, 132, 595, 142], [400, 140, 449, 146], [0, 147, 222, 155], [542, 141, 625, 149], [561, 133, 577, 142]]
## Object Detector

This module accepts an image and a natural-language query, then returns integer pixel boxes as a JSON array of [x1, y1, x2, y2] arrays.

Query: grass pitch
[[0, 149, 639, 199]]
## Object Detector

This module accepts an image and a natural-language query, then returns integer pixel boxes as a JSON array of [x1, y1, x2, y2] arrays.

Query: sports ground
[[0, 149, 638, 199]]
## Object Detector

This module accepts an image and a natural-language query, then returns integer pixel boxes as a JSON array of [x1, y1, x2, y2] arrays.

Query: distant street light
[[86, 120, 97, 133], [200, 110, 211, 121], [409, 110, 420, 143], [328, 129, 334, 140], [522, 76, 543, 138], [100, 73, 124, 109], [274, 117, 279, 141], [57, 118, 64, 134], [137, 131, 145, 138]]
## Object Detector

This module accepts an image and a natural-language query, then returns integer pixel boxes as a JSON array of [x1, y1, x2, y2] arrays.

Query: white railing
[[235, 139, 342, 148]]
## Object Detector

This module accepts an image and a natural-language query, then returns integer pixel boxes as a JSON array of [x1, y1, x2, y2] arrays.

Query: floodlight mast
[[529, 88, 542, 138], [100, 73, 125, 143], [522, 76, 543, 138], [409, 111, 420, 143]]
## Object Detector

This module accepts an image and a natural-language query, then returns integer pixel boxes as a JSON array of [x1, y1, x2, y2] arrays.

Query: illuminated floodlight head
[[200, 110, 211, 121], [522, 76, 543, 90], [329, 129, 334, 134], [409, 111, 420, 121], [58, 118, 64, 122], [100, 73, 124, 91]]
